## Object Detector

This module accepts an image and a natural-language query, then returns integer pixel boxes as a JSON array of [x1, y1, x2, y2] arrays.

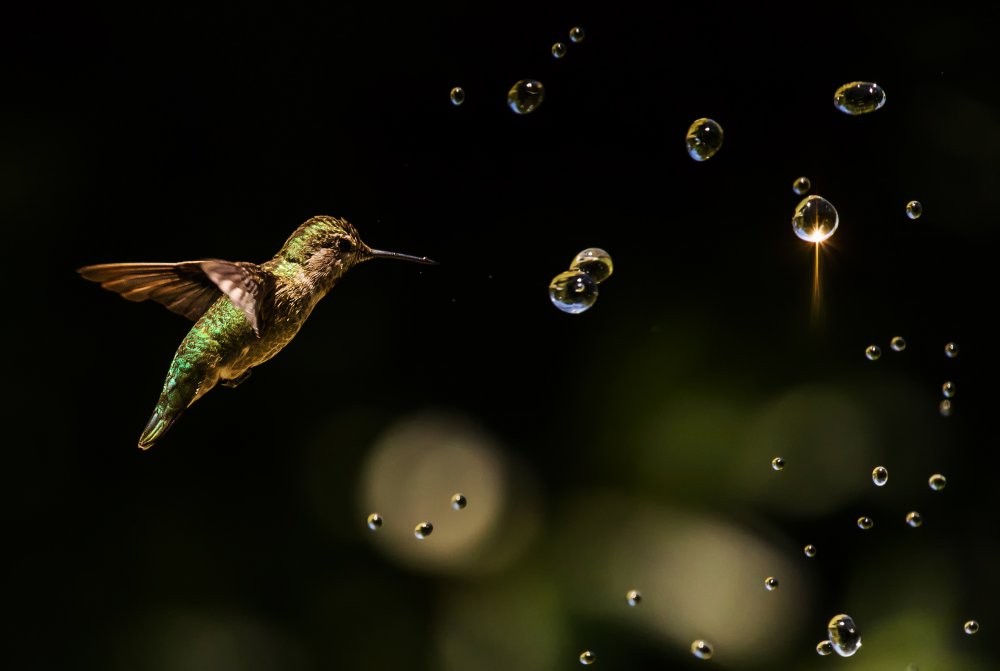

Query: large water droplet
[[865, 345, 882, 361], [793, 176, 811, 195], [549, 271, 598, 314], [857, 516, 874, 530], [367, 513, 383, 531], [945, 342, 959, 358], [507, 79, 545, 115], [834, 81, 886, 115], [792, 195, 839, 243], [690, 640, 714, 660], [964, 620, 980, 635], [906, 511, 923, 528], [771, 456, 786, 471], [764, 576, 779, 591], [569, 26, 585, 43], [686, 118, 724, 161], [942, 381, 956, 398], [828, 614, 862, 657], [415, 521, 433, 539], [906, 200, 923, 219], [569, 248, 613, 283], [891, 336, 907, 352], [449, 87, 465, 106], [929, 473, 947, 491], [872, 466, 889, 487], [804, 544, 817, 557], [451, 493, 467, 510], [816, 640, 834, 656], [626, 589, 642, 606], [579, 650, 595, 665], [552, 42, 567, 58]]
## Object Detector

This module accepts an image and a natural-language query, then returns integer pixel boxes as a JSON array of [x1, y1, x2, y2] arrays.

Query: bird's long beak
[[368, 248, 438, 265]]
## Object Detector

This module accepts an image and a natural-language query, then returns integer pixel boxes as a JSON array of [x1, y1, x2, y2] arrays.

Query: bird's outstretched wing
[[78, 260, 274, 336]]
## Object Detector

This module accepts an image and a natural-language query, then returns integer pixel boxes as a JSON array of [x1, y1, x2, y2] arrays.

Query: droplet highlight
[[686, 118, 724, 161], [857, 516, 874, 530], [451, 493, 467, 510], [872, 466, 889, 487], [690, 640, 714, 660], [366, 513, 383, 531], [905, 511, 922, 528], [964, 620, 980, 635], [764, 576, 779, 591], [507, 79, 545, 115], [792, 176, 811, 195], [549, 271, 598, 314], [816, 640, 834, 656], [942, 381, 955, 398], [569, 248, 613, 284], [551, 42, 567, 59], [891, 336, 907, 352], [833, 81, 886, 115], [929, 474, 947, 491], [906, 200, 923, 219], [579, 650, 595, 665], [827, 614, 862, 657], [945, 342, 959, 358], [865, 345, 882, 361], [626, 589, 642, 606], [569, 26, 585, 43], [414, 521, 433, 539], [449, 87, 466, 106], [771, 456, 786, 471], [804, 544, 817, 558], [792, 195, 839, 243]]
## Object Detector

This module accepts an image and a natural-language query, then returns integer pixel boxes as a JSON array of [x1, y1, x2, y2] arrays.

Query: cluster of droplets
[[366, 493, 468, 538], [549, 248, 613, 314], [686, 118, 724, 161]]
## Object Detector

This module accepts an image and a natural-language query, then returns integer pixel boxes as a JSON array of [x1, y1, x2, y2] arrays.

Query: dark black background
[[5, 3, 999, 668]]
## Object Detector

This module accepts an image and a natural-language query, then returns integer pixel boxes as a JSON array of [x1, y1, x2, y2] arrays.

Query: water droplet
[[905, 511, 923, 528], [792, 176, 811, 195], [942, 381, 956, 398], [816, 640, 834, 656], [686, 118, 724, 161], [366, 513, 383, 531], [828, 614, 862, 657], [857, 516, 874, 530], [569, 26, 585, 43], [865, 345, 882, 361], [939, 400, 952, 417], [929, 473, 947, 491], [549, 271, 598, 314], [690, 640, 714, 660], [764, 576, 779, 591], [833, 81, 886, 115], [451, 493, 467, 510], [626, 589, 642, 606], [945, 342, 959, 358], [792, 195, 839, 243], [771, 456, 786, 471], [569, 248, 614, 284], [906, 200, 923, 219], [579, 650, 595, 665], [507, 79, 545, 115], [964, 620, 980, 635], [891, 336, 907, 352], [872, 466, 889, 487], [552, 42, 567, 58], [449, 87, 465, 106], [804, 544, 817, 557], [415, 521, 433, 539]]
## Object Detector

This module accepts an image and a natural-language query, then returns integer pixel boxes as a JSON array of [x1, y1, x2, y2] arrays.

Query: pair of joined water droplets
[[366, 493, 467, 538], [549, 248, 614, 314]]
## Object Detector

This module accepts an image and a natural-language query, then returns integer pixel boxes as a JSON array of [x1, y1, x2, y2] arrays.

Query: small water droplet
[[865, 345, 882, 361], [366, 513, 383, 531], [945, 342, 959, 358], [828, 614, 862, 657], [905, 511, 923, 528], [872, 466, 889, 487], [857, 516, 874, 530], [552, 42, 567, 58], [449, 87, 465, 106], [507, 79, 545, 115], [939, 399, 952, 417], [569, 248, 613, 283], [579, 650, 595, 665], [690, 640, 714, 660], [451, 493, 467, 510], [792, 176, 811, 195], [764, 576, 779, 591], [816, 640, 834, 656], [906, 200, 923, 219], [771, 456, 786, 471], [833, 81, 886, 115], [415, 521, 433, 539], [804, 544, 817, 557], [792, 195, 839, 243], [929, 473, 947, 491], [569, 26, 585, 43], [686, 118, 724, 161], [891, 336, 907, 352], [964, 620, 980, 635], [942, 381, 956, 398], [626, 589, 642, 606], [549, 271, 598, 314]]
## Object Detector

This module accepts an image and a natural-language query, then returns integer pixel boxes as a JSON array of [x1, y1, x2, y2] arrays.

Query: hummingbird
[[78, 215, 435, 449]]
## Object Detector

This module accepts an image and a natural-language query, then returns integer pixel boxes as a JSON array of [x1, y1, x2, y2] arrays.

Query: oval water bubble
[[451, 493, 468, 510], [945, 342, 959, 358], [942, 381, 955, 398], [549, 271, 599, 314], [939, 400, 952, 417], [905, 511, 923, 528], [367, 512, 383, 531], [872, 466, 889, 487], [834, 81, 886, 115], [891, 336, 907, 352], [865, 345, 882, 361], [569, 26, 585, 43], [771, 456, 786, 471], [552, 42, 567, 58], [579, 650, 595, 665], [857, 516, 874, 530], [816, 640, 834, 656], [964, 620, 980, 635], [764, 576, 779, 591], [569, 248, 613, 283], [686, 118, 724, 161], [626, 589, 642, 606], [804, 544, 817, 558], [690, 640, 714, 660], [507, 79, 545, 115], [792, 176, 811, 195], [792, 195, 839, 242], [449, 86, 466, 106], [906, 200, 923, 219], [828, 613, 862, 657], [414, 521, 433, 539], [929, 474, 947, 491]]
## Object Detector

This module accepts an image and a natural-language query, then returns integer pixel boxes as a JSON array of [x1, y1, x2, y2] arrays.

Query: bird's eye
[[336, 237, 353, 253]]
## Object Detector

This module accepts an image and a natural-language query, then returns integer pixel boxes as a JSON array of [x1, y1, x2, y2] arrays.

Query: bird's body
[[78, 215, 434, 449]]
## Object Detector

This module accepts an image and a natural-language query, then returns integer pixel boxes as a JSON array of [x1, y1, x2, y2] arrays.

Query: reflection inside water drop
[[690, 640, 714, 660], [626, 589, 641, 606], [771, 456, 785, 471], [816, 640, 834, 656], [793, 176, 811, 195], [686, 118, 724, 161], [764, 576, 779, 591], [906, 200, 923, 219], [552, 42, 567, 58], [367, 513, 383, 531], [414, 522, 433, 539], [857, 516, 874, 530], [569, 248, 613, 283], [891, 336, 907, 352], [945, 342, 959, 358], [942, 381, 956, 398], [804, 544, 817, 557], [872, 466, 888, 487], [828, 613, 862, 657], [792, 195, 839, 243], [449, 87, 465, 106], [579, 650, 595, 665], [549, 271, 599, 314], [939, 400, 953, 417], [451, 493, 467, 510], [906, 511, 922, 528], [865, 345, 882, 361], [834, 81, 886, 115], [569, 26, 585, 43], [929, 473, 947, 491], [964, 620, 980, 635], [507, 79, 545, 115]]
